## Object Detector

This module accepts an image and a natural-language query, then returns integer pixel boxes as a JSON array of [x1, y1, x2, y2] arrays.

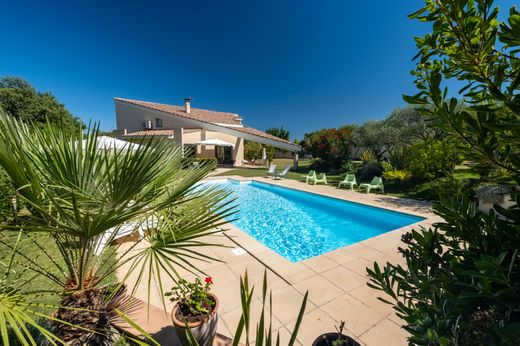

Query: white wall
[[116, 102, 187, 132], [115, 102, 244, 165]]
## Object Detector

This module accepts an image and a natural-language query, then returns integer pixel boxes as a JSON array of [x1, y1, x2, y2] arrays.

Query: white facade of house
[[114, 98, 300, 167]]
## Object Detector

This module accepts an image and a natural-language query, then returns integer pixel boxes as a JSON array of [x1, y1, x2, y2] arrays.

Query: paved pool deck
[[116, 176, 442, 345]]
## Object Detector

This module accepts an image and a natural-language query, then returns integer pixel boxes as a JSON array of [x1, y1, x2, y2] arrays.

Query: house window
[[155, 118, 163, 128]]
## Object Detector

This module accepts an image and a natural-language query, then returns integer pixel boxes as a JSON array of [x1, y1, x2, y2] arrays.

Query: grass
[[454, 165, 481, 179], [216, 160, 485, 201], [272, 158, 311, 168], [0, 231, 118, 304], [1, 232, 64, 296], [217, 159, 313, 181]]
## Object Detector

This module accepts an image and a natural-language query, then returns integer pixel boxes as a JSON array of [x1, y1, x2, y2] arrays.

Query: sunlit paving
[[0, 1, 519, 345]]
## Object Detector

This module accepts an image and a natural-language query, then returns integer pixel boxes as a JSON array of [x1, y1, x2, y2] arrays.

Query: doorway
[[215, 146, 233, 165]]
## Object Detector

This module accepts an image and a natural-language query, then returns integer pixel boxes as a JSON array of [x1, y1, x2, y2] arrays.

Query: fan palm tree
[[0, 110, 236, 344]]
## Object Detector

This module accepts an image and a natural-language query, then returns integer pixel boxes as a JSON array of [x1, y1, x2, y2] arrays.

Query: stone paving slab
[[117, 176, 439, 345]]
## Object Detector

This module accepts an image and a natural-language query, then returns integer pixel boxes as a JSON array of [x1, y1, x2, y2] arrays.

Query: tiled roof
[[115, 98, 242, 125]]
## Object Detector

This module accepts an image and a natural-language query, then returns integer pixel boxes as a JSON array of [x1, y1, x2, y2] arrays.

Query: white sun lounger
[[274, 165, 291, 180]]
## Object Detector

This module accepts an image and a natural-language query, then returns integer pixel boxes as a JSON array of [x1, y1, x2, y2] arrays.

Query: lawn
[[215, 161, 484, 201], [0, 231, 117, 301], [215, 162, 355, 190], [216, 158, 314, 181]]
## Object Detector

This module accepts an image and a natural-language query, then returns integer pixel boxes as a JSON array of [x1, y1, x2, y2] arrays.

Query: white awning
[[81, 136, 141, 151], [194, 138, 235, 148]]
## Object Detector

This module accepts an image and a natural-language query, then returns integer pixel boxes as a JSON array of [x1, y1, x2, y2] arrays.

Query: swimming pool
[[203, 179, 424, 262]]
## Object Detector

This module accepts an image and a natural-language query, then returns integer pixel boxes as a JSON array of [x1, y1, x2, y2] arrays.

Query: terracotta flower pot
[[171, 293, 219, 346], [312, 332, 360, 346]]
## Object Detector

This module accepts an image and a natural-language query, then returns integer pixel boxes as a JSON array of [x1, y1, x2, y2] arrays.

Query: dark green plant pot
[[312, 333, 360, 346], [171, 293, 219, 346]]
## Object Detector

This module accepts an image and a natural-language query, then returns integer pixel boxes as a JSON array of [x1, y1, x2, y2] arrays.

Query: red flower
[[205, 277, 213, 284]]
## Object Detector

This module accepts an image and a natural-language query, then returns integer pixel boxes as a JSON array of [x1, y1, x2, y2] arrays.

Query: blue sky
[[1, 1, 515, 139]]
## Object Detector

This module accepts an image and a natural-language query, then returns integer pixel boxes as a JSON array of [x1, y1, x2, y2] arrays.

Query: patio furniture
[[338, 174, 357, 190], [305, 170, 317, 184], [95, 222, 145, 255], [358, 177, 384, 194], [265, 163, 277, 177], [313, 173, 328, 186], [274, 165, 291, 180]]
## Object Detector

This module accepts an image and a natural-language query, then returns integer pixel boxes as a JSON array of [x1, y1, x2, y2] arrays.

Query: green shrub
[[360, 149, 377, 163], [388, 146, 408, 170], [341, 160, 358, 174], [244, 140, 263, 161], [381, 161, 394, 172], [383, 169, 410, 182], [368, 1, 520, 345], [430, 176, 470, 199], [382, 161, 410, 181], [368, 191, 520, 346], [357, 161, 382, 181], [405, 139, 460, 179]]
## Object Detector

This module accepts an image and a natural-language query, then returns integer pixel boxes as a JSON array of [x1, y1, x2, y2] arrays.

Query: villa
[[113, 97, 301, 166]]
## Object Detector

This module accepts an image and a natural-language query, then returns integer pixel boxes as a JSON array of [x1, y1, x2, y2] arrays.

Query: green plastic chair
[[338, 174, 357, 190], [314, 173, 328, 186], [358, 177, 384, 194], [305, 170, 317, 184]]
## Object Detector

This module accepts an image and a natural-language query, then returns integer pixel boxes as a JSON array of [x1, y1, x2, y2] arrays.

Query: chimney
[[184, 98, 191, 114]]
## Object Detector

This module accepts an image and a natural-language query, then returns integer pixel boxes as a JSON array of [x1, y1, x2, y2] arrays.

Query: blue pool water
[[203, 179, 424, 262]]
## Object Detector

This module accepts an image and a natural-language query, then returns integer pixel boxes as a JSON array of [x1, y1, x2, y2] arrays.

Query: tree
[[0, 111, 234, 344], [265, 127, 290, 141], [403, 3, 520, 173], [368, 1, 520, 345], [302, 127, 353, 168], [405, 139, 461, 179], [385, 105, 443, 144], [351, 106, 443, 160], [265, 127, 291, 159], [352, 120, 401, 160], [244, 140, 263, 160], [0, 76, 80, 129]]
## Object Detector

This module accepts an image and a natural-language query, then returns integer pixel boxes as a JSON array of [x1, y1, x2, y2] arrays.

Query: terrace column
[[233, 137, 244, 167], [293, 152, 299, 170], [173, 127, 184, 153]]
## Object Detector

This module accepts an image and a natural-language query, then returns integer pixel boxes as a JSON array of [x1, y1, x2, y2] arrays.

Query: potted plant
[[312, 321, 360, 346], [166, 277, 219, 346]]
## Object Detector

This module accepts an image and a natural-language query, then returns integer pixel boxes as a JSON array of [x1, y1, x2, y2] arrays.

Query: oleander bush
[[303, 127, 354, 169], [367, 0, 520, 345]]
